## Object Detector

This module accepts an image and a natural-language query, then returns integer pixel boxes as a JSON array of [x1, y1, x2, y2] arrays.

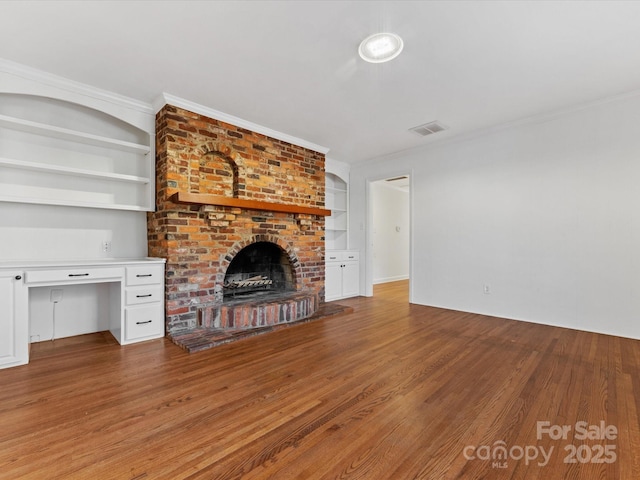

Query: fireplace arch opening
[[223, 241, 296, 299]]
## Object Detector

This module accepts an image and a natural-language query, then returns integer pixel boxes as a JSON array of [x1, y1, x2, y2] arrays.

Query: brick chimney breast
[[148, 105, 326, 334]]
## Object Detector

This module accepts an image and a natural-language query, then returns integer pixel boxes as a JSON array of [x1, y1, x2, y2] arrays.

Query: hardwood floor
[[2, 280, 640, 479]]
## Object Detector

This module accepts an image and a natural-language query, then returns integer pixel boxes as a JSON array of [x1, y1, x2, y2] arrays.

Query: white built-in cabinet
[[0, 259, 165, 370], [0, 271, 28, 369], [122, 264, 166, 344], [325, 162, 359, 301], [0, 62, 161, 370], [325, 250, 359, 302]]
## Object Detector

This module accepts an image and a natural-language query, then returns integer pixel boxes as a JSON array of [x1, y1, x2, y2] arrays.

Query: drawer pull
[[68, 273, 89, 277], [15, 275, 22, 280], [136, 294, 153, 298], [136, 274, 153, 278], [136, 320, 153, 325]]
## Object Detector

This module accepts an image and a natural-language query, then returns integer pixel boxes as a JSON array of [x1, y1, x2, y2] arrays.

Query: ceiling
[[2, 1, 640, 164]]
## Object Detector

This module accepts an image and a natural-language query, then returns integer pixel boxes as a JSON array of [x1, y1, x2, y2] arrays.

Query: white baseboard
[[373, 275, 409, 285]]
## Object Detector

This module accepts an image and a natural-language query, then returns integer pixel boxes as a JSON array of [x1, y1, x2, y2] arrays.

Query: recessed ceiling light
[[358, 32, 404, 63]]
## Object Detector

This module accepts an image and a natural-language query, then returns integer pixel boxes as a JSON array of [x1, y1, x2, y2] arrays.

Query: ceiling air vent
[[409, 121, 448, 137], [386, 176, 408, 182]]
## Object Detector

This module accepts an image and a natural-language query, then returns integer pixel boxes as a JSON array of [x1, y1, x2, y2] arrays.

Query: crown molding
[[154, 92, 330, 155], [0, 58, 154, 116], [356, 87, 640, 168]]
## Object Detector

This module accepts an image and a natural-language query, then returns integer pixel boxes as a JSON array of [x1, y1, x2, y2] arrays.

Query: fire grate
[[223, 273, 273, 297]]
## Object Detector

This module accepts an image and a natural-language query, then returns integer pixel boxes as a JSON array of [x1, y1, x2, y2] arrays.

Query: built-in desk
[[0, 258, 166, 369]]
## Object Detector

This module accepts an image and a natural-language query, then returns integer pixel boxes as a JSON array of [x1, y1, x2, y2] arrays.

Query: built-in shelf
[[0, 114, 151, 155], [0, 92, 155, 212], [325, 171, 348, 250], [0, 157, 150, 184], [169, 191, 331, 217], [0, 192, 150, 211]]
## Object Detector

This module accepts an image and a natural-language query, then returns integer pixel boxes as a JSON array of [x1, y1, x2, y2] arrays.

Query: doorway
[[367, 174, 411, 300]]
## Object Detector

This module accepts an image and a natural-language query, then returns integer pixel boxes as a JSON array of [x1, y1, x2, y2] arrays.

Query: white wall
[[350, 92, 640, 339], [372, 181, 409, 284], [0, 202, 148, 262]]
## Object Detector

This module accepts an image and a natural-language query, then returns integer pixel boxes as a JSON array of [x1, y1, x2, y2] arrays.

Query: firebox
[[223, 242, 295, 298]]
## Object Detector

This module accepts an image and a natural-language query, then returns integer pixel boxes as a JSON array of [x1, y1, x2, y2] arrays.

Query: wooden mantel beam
[[168, 191, 331, 217]]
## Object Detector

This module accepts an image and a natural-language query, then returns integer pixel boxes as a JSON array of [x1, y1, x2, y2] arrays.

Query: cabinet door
[[324, 262, 343, 302], [341, 261, 360, 299], [0, 271, 28, 369]]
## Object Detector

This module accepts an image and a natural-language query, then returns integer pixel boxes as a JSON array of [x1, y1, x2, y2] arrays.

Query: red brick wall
[[148, 105, 326, 332]]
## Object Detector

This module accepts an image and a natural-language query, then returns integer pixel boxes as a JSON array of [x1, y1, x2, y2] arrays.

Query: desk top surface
[[0, 257, 166, 270]]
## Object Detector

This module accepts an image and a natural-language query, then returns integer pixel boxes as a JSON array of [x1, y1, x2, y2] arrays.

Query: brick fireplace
[[147, 105, 328, 339]]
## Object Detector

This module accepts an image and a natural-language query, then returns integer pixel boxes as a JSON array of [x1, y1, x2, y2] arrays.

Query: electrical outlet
[[102, 240, 112, 253], [483, 285, 491, 295], [50, 289, 63, 303]]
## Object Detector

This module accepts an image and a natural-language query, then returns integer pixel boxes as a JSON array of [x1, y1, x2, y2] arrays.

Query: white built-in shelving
[[0, 90, 155, 211], [325, 161, 359, 300], [325, 172, 348, 250], [0, 157, 150, 184], [0, 114, 151, 155]]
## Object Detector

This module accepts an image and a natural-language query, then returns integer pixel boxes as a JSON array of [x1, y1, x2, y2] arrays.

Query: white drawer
[[125, 285, 163, 306], [126, 265, 164, 286], [25, 267, 123, 284], [343, 251, 359, 262], [125, 304, 164, 341], [326, 252, 342, 262], [326, 251, 359, 262]]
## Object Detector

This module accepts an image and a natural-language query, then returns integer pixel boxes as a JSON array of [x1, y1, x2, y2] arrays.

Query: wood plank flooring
[[1, 280, 640, 479]]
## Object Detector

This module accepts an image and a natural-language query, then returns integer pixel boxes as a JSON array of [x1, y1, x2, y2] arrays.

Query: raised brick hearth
[[147, 105, 328, 343], [199, 291, 317, 329], [169, 302, 352, 353]]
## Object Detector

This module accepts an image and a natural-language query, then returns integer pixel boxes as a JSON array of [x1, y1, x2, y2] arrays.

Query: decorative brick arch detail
[[216, 235, 302, 288], [198, 141, 245, 197]]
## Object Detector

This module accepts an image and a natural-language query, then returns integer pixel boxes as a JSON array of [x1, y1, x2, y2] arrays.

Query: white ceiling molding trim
[[0, 58, 154, 117], [356, 86, 640, 168], [155, 92, 330, 155]]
